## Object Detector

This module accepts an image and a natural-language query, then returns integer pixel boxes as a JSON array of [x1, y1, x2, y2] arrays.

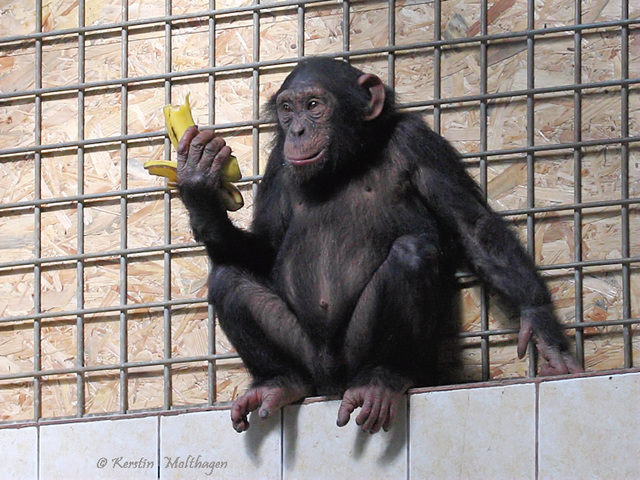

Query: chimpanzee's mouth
[[287, 149, 326, 166]]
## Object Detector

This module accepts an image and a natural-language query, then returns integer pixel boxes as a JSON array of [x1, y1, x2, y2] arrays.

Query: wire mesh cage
[[0, 0, 638, 425]]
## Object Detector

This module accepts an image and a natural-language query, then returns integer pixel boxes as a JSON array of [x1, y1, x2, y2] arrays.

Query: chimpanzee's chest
[[273, 162, 433, 334]]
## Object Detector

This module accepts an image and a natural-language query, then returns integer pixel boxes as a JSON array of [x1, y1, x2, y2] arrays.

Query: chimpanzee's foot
[[231, 379, 312, 433], [336, 377, 412, 434], [518, 318, 584, 375]]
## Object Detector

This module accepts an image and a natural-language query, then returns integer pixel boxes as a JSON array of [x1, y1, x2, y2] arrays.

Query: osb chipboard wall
[[0, 0, 638, 423]]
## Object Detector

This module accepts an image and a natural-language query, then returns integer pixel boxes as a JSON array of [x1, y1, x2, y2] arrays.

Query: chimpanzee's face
[[276, 81, 336, 177]]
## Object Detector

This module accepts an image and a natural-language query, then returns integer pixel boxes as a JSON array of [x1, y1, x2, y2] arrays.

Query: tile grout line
[[37, 424, 41, 480], [535, 382, 539, 480], [406, 394, 411, 480], [280, 409, 285, 480], [157, 416, 161, 480]]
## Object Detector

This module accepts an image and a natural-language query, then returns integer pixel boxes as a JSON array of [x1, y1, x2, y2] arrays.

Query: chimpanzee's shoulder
[[393, 112, 434, 134], [391, 112, 461, 166]]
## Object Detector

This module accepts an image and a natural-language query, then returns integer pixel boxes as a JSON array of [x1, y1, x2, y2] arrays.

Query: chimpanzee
[[176, 57, 582, 434]]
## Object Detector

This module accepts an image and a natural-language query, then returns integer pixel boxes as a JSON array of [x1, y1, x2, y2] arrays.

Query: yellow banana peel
[[144, 94, 244, 211], [220, 156, 242, 183], [164, 93, 197, 149], [144, 159, 179, 183], [220, 181, 244, 212]]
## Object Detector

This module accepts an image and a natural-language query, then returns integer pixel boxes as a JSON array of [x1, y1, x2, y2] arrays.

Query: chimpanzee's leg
[[338, 233, 445, 433], [209, 265, 316, 432]]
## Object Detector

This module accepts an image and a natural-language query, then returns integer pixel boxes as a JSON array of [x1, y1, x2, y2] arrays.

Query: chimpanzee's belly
[[273, 177, 437, 340], [278, 221, 386, 330]]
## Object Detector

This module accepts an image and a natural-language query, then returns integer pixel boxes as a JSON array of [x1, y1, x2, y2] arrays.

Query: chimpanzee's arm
[[402, 116, 583, 374], [177, 128, 288, 275]]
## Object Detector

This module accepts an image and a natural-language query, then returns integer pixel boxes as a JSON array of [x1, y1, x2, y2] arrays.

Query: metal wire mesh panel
[[0, 0, 638, 425]]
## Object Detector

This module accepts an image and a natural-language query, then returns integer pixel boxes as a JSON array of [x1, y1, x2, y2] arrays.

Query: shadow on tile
[[283, 399, 407, 479], [242, 410, 281, 468]]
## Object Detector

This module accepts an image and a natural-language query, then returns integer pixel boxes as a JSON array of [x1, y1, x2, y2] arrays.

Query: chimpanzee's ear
[[357, 74, 386, 121]]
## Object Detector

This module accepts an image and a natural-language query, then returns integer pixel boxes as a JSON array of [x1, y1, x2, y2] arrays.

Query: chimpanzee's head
[[267, 57, 393, 185]]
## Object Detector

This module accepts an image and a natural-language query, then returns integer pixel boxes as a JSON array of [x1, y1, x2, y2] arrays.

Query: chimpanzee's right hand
[[176, 127, 233, 205]]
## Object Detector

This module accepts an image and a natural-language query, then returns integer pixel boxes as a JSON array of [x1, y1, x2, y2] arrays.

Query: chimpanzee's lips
[[286, 149, 326, 166]]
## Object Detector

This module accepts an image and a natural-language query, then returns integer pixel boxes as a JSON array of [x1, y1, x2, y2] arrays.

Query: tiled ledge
[[1, 370, 638, 479]]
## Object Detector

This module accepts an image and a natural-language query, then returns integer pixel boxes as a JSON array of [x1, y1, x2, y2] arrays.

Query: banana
[[144, 94, 244, 211], [220, 181, 244, 212], [220, 156, 242, 183], [144, 159, 179, 183], [163, 93, 196, 149]]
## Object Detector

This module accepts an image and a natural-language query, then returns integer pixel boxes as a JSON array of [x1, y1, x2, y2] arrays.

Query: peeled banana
[[143, 94, 244, 211], [163, 93, 197, 149]]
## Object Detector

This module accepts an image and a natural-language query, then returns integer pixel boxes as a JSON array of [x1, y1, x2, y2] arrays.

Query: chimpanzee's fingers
[[535, 338, 584, 376], [517, 319, 534, 359], [230, 389, 265, 433], [357, 394, 380, 432], [368, 396, 391, 434], [519, 316, 584, 375], [257, 390, 291, 421], [231, 414, 249, 433], [383, 401, 398, 432], [176, 126, 199, 156], [355, 395, 374, 426], [176, 126, 200, 172], [563, 352, 584, 373], [337, 393, 360, 427], [198, 136, 228, 174], [208, 145, 233, 178], [230, 398, 251, 433], [184, 130, 216, 171], [538, 346, 569, 375]]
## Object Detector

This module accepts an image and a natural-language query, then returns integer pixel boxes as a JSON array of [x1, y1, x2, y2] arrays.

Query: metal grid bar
[[343, 0, 350, 57], [387, 1, 395, 88], [432, 0, 441, 134], [620, 0, 633, 369], [207, 0, 218, 407], [573, 0, 585, 367], [525, 0, 538, 375], [76, 0, 87, 419], [1, 0, 637, 48], [3, 74, 640, 167], [33, 0, 44, 424], [252, 2, 261, 199], [3, 121, 640, 172], [4, 16, 638, 104], [479, 0, 490, 382], [120, 0, 130, 415], [0, 0, 638, 426], [2, 250, 638, 325], [0, 172, 634, 255], [298, 3, 305, 59], [0, 351, 239, 382], [163, 0, 173, 414]]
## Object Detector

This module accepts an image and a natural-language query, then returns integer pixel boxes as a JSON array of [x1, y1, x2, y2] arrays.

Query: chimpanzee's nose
[[291, 119, 305, 137]]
